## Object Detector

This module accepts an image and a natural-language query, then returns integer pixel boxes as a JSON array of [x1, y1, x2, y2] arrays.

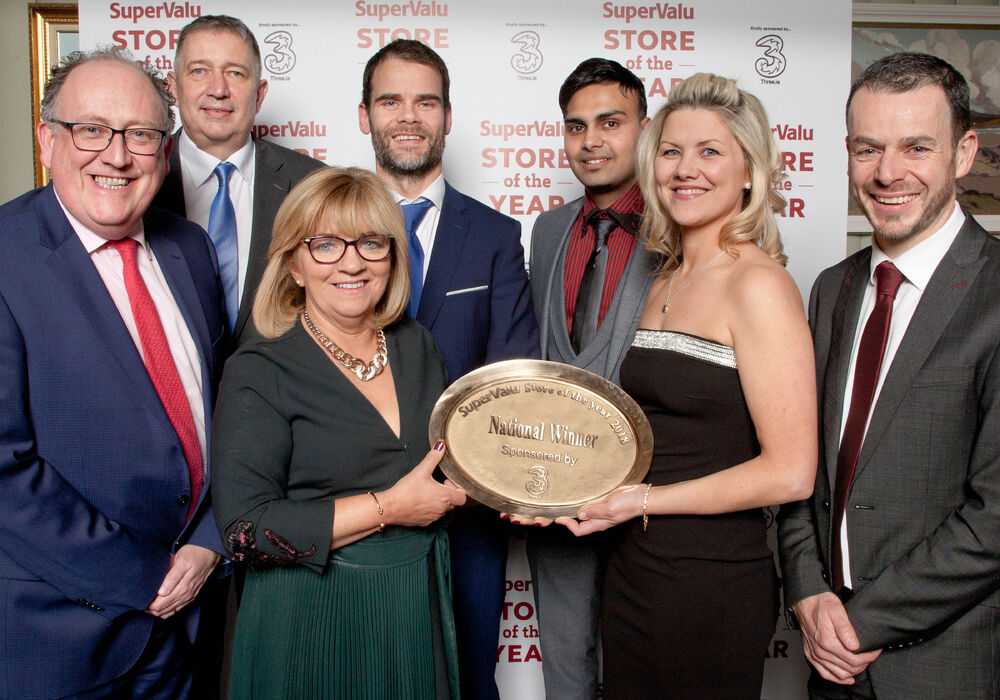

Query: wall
[[0, 1, 78, 204]]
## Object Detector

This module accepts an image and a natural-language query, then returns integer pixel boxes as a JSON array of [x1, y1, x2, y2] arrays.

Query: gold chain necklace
[[661, 250, 727, 313], [302, 310, 388, 381]]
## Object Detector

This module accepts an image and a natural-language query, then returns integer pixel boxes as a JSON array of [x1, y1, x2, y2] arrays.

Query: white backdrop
[[80, 2, 852, 697]]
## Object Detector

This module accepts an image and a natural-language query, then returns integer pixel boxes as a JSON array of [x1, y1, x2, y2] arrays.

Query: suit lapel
[[418, 182, 467, 330], [36, 187, 161, 409], [241, 139, 289, 338], [147, 226, 211, 368], [823, 252, 870, 491], [853, 218, 986, 481], [152, 131, 187, 216], [539, 201, 582, 356]]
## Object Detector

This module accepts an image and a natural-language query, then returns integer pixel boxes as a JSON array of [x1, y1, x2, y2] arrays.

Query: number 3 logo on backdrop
[[754, 34, 786, 78], [264, 31, 296, 75], [511, 31, 543, 75]]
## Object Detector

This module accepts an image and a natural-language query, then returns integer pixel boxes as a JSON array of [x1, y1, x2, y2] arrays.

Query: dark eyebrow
[[564, 110, 628, 126], [899, 135, 937, 147], [595, 110, 627, 120], [849, 135, 884, 149]]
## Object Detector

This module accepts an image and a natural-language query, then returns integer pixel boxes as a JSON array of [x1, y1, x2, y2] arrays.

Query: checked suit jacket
[[778, 213, 1000, 699]]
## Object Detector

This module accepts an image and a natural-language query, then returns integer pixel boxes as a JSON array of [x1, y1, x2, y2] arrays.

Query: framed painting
[[851, 4, 1000, 233], [30, 4, 79, 188]]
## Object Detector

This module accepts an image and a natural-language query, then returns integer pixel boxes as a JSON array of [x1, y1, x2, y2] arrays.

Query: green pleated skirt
[[229, 528, 459, 699]]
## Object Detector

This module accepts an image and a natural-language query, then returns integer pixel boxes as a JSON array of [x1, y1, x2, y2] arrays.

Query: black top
[[212, 317, 447, 573], [619, 329, 770, 561]]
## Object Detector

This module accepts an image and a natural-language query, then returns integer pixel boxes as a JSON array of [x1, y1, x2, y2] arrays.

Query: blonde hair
[[252, 167, 410, 338], [637, 72, 787, 271]]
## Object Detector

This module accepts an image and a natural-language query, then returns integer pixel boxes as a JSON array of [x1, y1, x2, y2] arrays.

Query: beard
[[854, 151, 958, 245], [857, 180, 954, 244], [370, 123, 446, 180]]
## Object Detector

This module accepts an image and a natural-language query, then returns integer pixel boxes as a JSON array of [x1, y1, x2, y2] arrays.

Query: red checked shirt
[[563, 183, 644, 334]]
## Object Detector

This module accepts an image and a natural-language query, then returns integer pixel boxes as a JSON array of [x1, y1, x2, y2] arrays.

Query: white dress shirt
[[177, 131, 256, 301], [837, 201, 965, 587], [392, 174, 446, 282], [58, 196, 208, 471]]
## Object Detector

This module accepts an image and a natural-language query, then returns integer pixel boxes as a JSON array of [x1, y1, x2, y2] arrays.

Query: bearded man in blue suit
[[359, 39, 539, 700], [0, 49, 227, 699]]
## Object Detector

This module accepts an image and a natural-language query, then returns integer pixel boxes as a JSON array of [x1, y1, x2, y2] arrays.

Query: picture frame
[[30, 4, 79, 188], [850, 4, 1000, 234]]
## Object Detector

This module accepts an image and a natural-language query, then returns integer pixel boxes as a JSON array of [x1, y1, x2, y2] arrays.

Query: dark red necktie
[[108, 238, 203, 520], [831, 261, 905, 591]]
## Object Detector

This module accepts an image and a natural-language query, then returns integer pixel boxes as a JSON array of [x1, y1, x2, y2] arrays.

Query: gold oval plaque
[[429, 360, 653, 517]]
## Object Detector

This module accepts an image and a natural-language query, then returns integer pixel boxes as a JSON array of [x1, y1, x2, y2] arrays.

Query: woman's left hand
[[558, 484, 646, 537]]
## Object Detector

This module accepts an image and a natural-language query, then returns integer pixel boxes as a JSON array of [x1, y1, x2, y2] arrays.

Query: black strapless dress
[[601, 330, 778, 700]]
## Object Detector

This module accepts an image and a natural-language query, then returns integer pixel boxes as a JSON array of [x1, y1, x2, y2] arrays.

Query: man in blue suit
[[359, 39, 539, 700], [0, 48, 227, 699]]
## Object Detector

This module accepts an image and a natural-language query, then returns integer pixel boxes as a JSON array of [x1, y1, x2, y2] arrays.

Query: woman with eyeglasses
[[212, 167, 466, 699]]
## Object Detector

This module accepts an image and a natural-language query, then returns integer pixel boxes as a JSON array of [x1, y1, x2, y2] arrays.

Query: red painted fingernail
[[434, 440, 445, 451], [500, 514, 511, 520]]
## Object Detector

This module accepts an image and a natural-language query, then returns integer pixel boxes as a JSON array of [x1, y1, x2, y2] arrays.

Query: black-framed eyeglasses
[[51, 120, 167, 156], [302, 235, 393, 264]]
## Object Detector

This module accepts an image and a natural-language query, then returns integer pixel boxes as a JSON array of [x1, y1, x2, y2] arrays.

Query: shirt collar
[[392, 174, 445, 209], [582, 182, 645, 219], [581, 182, 645, 236], [178, 129, 255, 187], [870, 201, 965, 292], [53, 189, 150, 257]]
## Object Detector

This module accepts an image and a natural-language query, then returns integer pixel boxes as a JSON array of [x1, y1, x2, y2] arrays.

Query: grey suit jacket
[[154, 134, 325, 346], [529, 196, 654, 384], [778, 214, 1000, 699]]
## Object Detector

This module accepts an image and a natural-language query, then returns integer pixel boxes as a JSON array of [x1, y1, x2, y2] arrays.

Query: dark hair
[[40, 47, 174, 132], [847, 51, 970, 144], [176, 15, 262, 79], [558, 58, 647, 118], [361, 40, 450, 110]]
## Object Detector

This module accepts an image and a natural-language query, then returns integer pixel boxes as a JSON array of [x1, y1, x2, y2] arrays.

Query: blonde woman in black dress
[[561, 73, 817, 699]]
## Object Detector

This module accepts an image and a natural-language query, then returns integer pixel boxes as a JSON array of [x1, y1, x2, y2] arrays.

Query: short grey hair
[[176, 15, 262, 79], [40, 47, 175, 131]]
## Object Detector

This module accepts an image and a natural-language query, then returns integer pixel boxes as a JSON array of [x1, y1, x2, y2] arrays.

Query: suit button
[[822, 500, 830, 509], [176, 494, 190, 506]]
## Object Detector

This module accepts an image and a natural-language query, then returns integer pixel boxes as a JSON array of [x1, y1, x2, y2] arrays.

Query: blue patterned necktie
[[401, 200, 434, 318], [208, 161, 239, 333]]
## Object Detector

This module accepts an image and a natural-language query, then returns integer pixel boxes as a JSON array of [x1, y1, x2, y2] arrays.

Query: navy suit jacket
[[153, 133, 325, 346], [416, 182, 539, 382], [0, 185, 228, 699]]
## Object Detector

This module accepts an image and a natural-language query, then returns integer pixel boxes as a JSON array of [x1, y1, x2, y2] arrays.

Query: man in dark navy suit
[[359, 39, 538, 700], [0, 48, 227, 699]]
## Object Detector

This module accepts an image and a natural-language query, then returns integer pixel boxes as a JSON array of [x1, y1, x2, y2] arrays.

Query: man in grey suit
[[151, 15, 323, 695], [778, 52, 1000, 699], [526, 58, 651, 699], [154, 15, 324, 346]]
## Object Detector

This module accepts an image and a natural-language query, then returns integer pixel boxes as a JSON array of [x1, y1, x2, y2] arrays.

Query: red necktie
[[831, 261, 905, 591], [108, 238, 203, 520]]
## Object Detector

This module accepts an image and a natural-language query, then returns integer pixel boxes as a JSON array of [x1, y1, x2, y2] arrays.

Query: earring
[[744, 181, 751, 190]]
